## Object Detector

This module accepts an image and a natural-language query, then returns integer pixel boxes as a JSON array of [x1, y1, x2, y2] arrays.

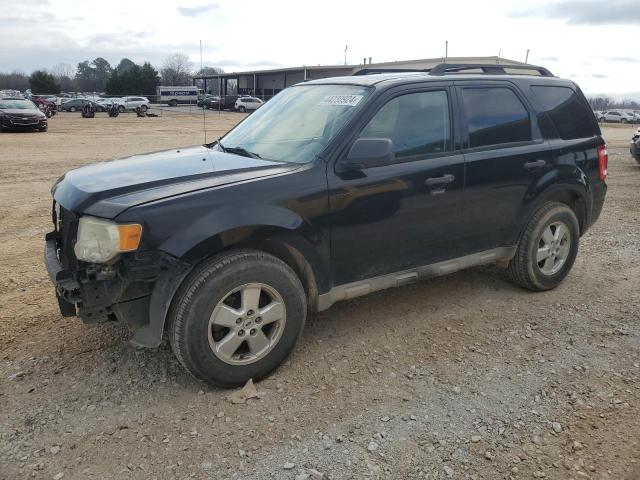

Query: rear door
[[455, 81, 553, 251]]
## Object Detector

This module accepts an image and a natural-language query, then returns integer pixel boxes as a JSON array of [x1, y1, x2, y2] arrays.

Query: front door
[[327, 86, 467, 286]]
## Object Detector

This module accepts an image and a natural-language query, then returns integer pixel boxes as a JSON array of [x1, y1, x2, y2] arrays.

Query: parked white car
[[599, 110, 635, 123], [234, 96, 263, 113], [113, 96, 150, 112], [95, 97, 119, 108]]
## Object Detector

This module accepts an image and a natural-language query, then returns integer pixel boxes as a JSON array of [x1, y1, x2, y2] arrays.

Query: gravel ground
[[0, 113, 639, 480]]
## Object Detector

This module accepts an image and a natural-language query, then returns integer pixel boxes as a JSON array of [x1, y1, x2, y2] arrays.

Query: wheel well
[[232, 240, 320, 311], [187, 231, 321, 312], [544, 190, 586, 233]]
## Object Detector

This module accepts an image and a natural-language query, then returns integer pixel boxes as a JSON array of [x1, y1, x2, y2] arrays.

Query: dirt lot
[[1, 113, 639, 480]]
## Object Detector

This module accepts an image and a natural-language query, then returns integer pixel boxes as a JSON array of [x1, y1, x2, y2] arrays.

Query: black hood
[[52, 145, 298, 218]]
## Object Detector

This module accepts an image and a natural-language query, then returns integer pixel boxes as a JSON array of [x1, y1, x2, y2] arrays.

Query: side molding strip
[[317, 246, 516, 311]]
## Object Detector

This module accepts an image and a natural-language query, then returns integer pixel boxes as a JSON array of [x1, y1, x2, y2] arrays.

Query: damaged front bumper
[[44, 230, 191, 347]]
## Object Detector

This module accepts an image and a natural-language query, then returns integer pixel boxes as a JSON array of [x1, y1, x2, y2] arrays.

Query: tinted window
[[360, 90, 451, 158], [532, 86, 596, 140], [462, 87, 531, 148]]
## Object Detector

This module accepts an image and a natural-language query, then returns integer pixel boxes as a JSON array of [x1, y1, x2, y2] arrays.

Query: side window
[[360, 90, 451, 158], [462, 87, 532, 148], [532, 85, 597, 140]]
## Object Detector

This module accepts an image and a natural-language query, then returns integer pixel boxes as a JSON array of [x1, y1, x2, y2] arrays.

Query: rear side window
[[461, 87, 532, 148], [360, 90, 451, 158], [532, 86, 596, 140]]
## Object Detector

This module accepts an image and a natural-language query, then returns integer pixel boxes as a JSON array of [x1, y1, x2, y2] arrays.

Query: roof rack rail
[[353, 68, 429, 76], [428, 63, 554, 77]]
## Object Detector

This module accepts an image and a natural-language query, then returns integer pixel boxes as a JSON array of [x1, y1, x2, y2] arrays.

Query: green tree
[[116, 58, 136, 73], [75, 58, 112, 91], [29, 70, 60, 94], [91, 57, 112, 91], [139, 62, 160, 96], [105, 60, 159, 96]]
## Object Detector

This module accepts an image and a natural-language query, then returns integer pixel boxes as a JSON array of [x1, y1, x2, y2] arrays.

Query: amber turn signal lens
[[118, 224, 142, 251]]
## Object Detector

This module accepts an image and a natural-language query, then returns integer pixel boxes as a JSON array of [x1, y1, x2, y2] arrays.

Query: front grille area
[[10, 116, 39, 126], [53, 202, 79, 270]]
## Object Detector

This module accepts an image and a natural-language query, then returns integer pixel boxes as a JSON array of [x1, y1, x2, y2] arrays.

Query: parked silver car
[[598, 110, 635, 123]]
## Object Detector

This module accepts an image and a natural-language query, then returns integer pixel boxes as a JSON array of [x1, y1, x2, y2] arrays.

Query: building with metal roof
[[192, 56, 528, 99]]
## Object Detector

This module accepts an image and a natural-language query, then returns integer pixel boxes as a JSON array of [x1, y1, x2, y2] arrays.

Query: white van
[[156, 86, 203, 106]]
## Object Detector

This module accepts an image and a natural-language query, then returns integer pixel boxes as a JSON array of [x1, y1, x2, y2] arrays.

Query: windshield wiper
[[219, 143, 262, 159]]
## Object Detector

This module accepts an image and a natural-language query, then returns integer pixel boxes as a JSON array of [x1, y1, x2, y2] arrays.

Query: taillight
[[597, 145, 608, 181]]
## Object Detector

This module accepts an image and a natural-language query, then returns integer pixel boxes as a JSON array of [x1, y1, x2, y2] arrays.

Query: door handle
[[425, 174, 455, 187], [523, 159, 547, 171]]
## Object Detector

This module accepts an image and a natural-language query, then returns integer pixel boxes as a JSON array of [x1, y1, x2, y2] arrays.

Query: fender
[[160, 204, 302, 257], [130, 204, 331, 348], [507, 165, 591, 245]]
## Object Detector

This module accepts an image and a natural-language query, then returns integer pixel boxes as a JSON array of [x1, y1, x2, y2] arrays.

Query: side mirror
[[338, 138, 395, 172]]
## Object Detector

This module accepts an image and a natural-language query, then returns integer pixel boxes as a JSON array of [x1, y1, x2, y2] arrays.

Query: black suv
[[45, 64, 607, 387]]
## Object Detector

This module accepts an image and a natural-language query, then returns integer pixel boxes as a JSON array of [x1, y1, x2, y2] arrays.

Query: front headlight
[[74, 216, 142, 263]]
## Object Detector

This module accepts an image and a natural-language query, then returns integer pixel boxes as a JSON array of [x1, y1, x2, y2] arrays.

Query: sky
[[0, 0, 638, 97]]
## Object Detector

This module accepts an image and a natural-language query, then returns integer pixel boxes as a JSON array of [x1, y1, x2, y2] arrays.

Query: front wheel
[[168, 250, 307, 387], [508, 202, 580, 291]]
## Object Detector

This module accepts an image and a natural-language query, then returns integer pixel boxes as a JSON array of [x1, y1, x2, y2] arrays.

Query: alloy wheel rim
[[208, 283, 286, 365], [536, 221, 571, 276]]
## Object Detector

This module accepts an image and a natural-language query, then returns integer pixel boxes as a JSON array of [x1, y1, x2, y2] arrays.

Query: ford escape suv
[[45, 63, 607, 387]]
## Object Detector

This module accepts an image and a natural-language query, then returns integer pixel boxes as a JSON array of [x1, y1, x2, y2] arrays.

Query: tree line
[[587, 96, 640, 111], [0, 54, 224, 95]]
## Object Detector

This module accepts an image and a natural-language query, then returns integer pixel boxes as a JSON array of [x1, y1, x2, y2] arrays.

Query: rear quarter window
[[532, 86, 597, 140]]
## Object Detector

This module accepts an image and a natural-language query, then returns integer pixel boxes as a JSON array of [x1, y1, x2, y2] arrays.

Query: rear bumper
[[587, 181, 607, 229]]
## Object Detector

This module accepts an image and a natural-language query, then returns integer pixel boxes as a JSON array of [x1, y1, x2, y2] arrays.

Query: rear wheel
[[168, 250, 307, 387], [238, 106, 246, 113], [169, 99, 178, 107], [69, 106, 77, 112], [118, 105, 125, 113], [140, 104, 148, 112], [621, 118, 628, 124], [508, 202, 580, 291]]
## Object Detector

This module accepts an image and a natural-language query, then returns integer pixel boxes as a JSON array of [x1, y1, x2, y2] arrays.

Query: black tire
[[169, 100, 178, 107], [621, 118, 628, 124], [118, 105, 125, 113], [168, 250, 307, 387], [508, 202, 580, 291], [238, 106, 246, 113], [69, 106, 76, 112], [140, 105, 148, 112]]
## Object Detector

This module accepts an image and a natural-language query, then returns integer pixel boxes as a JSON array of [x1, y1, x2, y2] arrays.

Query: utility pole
[[344, 45, 348, 65], [445, 40, 448, 61], [525, 49, 530, 64]]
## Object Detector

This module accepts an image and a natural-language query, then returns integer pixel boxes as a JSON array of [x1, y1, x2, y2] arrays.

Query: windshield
[[219, 84, 371, 163], [0, 99, 37, 110]]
